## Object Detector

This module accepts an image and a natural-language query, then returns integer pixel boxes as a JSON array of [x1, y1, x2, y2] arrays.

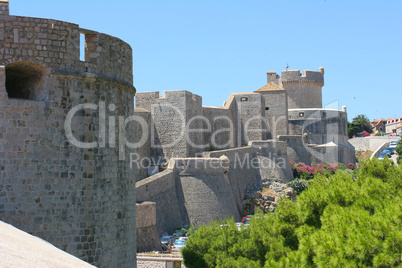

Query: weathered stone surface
[[0, 220, 95, 268], [0, 2, 137, 267]]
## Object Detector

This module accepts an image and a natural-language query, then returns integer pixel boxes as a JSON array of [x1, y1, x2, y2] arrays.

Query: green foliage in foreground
[[396, 142, 402, 164], [182, 158, 402, 268]]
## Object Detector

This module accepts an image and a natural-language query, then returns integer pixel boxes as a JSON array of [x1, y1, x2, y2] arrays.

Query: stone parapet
[[0, 14, 132, 85], [0, 0, 8, 16]]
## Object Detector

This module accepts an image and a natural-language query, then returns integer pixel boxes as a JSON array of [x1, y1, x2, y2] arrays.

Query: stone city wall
[[132, 108, 151, 181], [0, 71, 137, 267], [206, 140, 293, 207], [202, 95, 240, 150], [259, 90, 289, 138], [136, 140, 294, 250], [280, 135, 355, 165], [136, 202, 159, 253], [232, 93, 267, 145], [136, 91, 202, 160], [0, 4, 137, 267], [206, 146, 259, 209], [349, 136, 400, 153], [288, 109, 349, 145], [283, 82, 322, 109], [135, 90, 275, 163], [174, 156, 239, 227], [136, 169, 183, 236]]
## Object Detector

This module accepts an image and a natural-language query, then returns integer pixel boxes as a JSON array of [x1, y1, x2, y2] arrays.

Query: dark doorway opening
[[5, 61, 48, 100]]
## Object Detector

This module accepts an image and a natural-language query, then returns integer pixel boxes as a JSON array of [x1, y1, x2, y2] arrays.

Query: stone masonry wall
[[135, 91, 273, 163], [0, 15, 132, 84], [0, 5, 137, 267], [135, 140, 294, 247], [133, 108, 151, 181], [173, 156, 240, 227], [202, 95, 240, 150], [206, 140, 293, 210], [0, 0, 8, 16], [283, 82, 322, 109], [136, 202, 159, 253], [0, 65, 6, 99], [233, 93, 267, 146], [135, 91, 196, 160], [0, 72, 137, 267], [288, 109, 349, 145], [136, 169, 183, 236], [260, 90, 288, 138], [349, 136, 400, 153], [267, 69, 324, 109]]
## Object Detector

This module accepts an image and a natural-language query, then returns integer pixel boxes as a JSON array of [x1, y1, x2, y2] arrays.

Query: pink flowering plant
[[289, 161, 357, 194], [290, 161, 356, 180]]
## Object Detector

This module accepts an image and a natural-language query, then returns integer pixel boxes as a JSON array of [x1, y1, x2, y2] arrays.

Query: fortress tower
[[0, 1, 137, 266], [267, 67, 324, 109]]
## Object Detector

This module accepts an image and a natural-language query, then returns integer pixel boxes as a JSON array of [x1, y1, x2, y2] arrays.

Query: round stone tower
[[268, 67, 324, 109], [0, 1, 136, 267]]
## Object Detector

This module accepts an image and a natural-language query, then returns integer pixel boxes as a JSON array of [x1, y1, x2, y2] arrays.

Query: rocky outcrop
[[242, 185, 296, 214]]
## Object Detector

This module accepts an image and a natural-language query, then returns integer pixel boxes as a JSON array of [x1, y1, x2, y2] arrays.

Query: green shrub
[[287, 178, 308, 195], [183, 159, 402, 267]]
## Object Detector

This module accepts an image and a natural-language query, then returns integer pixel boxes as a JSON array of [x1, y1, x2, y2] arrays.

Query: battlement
[[136, 90, 201, 100], [267, 68, 324, 86], [0, 0, 8, 15], [136, 90, 202, 112], [281, 69, 324, 86], [0, 2, 133, 84]]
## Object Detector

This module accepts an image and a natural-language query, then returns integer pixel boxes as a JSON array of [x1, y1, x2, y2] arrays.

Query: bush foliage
[[182, 158, 402, 267], [395, 141, 402, 164], [290, 161, 356, 181]]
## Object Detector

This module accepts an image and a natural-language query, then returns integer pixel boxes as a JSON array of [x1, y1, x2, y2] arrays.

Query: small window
[[240, 97, 248, 102], [265, 107, 269, 111], [299, 112, 304, 117], [80, 33, 86, 61], [322, 112, 326, 117]]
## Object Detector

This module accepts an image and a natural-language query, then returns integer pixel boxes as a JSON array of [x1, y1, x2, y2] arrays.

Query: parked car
[[178, 236, 188, 241], [242, 215, 253, 224], [173, 229, 186, 238], [384, 148, 394, 155], [378, 150, 392, 160], [160, 235, 175, 252], [389, 140, 400, 148], [173, 239, 186, 249]]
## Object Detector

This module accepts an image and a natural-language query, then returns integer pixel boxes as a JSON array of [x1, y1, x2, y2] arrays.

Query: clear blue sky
[[10, 0, 402, 122]]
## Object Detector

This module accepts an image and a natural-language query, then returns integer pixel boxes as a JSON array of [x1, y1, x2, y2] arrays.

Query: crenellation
[[0, 15, 133, 85], [0, 0, 9, 16], [280, 70, 324, 86]]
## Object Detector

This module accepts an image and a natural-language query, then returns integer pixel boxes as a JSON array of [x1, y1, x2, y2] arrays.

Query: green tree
[[352, 114, 373, 133], [182, 158, 402, 268], [395, 141, 402, 164], [348, 121, 362, 138]]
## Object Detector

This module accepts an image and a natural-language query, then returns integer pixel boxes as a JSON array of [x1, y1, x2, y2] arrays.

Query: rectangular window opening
[[80, 33, 86, 62]]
